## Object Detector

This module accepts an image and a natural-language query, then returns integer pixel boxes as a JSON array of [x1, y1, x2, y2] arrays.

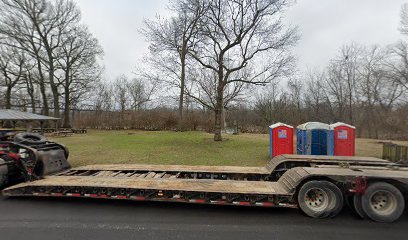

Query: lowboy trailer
[[1, 133, 408, 223]]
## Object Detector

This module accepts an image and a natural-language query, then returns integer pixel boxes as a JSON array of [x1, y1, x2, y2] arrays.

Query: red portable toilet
[[331, 122, 355, 156], [269, 123, 294, 158]]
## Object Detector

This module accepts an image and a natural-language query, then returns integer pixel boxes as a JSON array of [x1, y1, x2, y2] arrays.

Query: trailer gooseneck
[[1, 133, 407, 223]]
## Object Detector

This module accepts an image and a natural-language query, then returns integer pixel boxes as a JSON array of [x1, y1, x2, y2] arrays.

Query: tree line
[[1, 0, 407, 140], [77, 40, 408, 140], [253, 42, 408, 139], [135, 0, 407, 140], [0, 0, 103, 128]]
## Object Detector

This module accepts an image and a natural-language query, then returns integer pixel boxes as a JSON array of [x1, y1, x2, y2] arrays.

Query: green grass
[[50, 131, 271, 167], [50, 130, 407, 167]]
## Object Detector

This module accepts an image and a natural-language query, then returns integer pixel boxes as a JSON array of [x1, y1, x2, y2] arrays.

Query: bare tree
[[0, 46, 25, 109], [56, 25, 103, 128], [142, 0, 206, 130], [303, 69, 326, 120], [127, 78, 156, 111], [254, 80, 287, 124], [188, 0, 298, 141], [0, 0, 81, 118], [387, 41, 408, 92], [325, 44, 362, 123], [92, 82, 114, 128], [400, 3, 408, 35], [113, 75, 130, 128], [0, 0, 49, 114]]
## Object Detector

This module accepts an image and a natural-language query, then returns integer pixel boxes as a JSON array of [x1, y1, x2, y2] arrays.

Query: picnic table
[[52, 131, 73, 137], [33, 128, 87, 134], [32, 128, 55, 133], [72, 128, 88, 134]]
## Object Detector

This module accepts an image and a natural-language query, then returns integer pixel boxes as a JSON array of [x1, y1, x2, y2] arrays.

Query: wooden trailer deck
[[73, 164, 269, 174], [70, 155, 393, 177], [6, 164, 408, 199], [3, 176, 288, 195]]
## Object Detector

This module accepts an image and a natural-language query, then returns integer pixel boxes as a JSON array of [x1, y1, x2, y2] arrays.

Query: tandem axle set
[[1, 133, 408, 223]]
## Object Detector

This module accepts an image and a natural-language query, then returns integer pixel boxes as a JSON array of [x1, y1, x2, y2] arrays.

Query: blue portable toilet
[[296, 122, 334, 156]]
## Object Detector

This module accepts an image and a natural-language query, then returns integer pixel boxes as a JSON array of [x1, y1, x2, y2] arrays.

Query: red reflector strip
[[255, 202, 274, 207], [189, 199, 206, 203], [233, 201, 251, 206], [130, 196, 145, 201]]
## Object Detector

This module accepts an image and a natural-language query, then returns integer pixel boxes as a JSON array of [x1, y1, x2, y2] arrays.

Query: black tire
[[298, 180, 343, 219], [0, 174, 8, 189], [14, 132, 47, 145], [361, 182, 405, 223], [346, 195, 358, 214], [327, 183, 344, 218], [0, 159, 8, 189], [353, 194, 367, 219]]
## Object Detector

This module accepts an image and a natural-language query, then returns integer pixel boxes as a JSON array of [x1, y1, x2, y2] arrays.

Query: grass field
[[49, 130, 408, 167]]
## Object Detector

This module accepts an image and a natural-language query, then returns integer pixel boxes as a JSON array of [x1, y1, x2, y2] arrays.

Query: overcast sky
[[74, 0, 407, 80]]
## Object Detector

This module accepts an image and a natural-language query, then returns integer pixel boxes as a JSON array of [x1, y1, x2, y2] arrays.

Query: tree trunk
[[348, 94, 353, 124], [48, 62, 60, 119], [214, 84, 224, 142], [29, 93, 36, 113], [2, 87, 12, 128], [5, 87, 12, 109], [26, 76, 36, 113], [63, 87, 71, 128], [62, 66, 71, 128], [36, 59, 49, 116], [178, 53, 186, 131], [52, 84, 60, 118]]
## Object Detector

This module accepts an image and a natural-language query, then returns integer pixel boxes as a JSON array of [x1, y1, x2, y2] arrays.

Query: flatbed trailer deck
[[1, 134, 408, 223], [60, 155, 395, 182]]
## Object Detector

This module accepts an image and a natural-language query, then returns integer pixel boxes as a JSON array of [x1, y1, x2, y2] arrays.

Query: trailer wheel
[[298, 180, 343, 219], [361, 182, 405, 223], [327, 183, 344, 218], [0, 174, 8, 189], [353, 195, 367, 219]]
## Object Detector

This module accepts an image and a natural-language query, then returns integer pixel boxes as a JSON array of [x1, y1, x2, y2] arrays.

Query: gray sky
[[74, 0, 407, 79]]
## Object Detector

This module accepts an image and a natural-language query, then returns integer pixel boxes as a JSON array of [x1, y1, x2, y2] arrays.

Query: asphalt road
[[0, 195, 407, 240]]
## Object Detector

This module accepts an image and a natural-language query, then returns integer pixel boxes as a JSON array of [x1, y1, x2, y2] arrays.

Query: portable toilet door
[[331, 122, 355, 156], [296, 127, 307, 155], [297, 122, 334, 156], [269, 123, 294, 158]]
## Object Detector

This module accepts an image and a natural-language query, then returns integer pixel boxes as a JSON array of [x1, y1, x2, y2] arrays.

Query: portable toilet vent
[[296, 122, 334, 156], [331, 122, 355, 156], [269, 123, 294, 158]]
